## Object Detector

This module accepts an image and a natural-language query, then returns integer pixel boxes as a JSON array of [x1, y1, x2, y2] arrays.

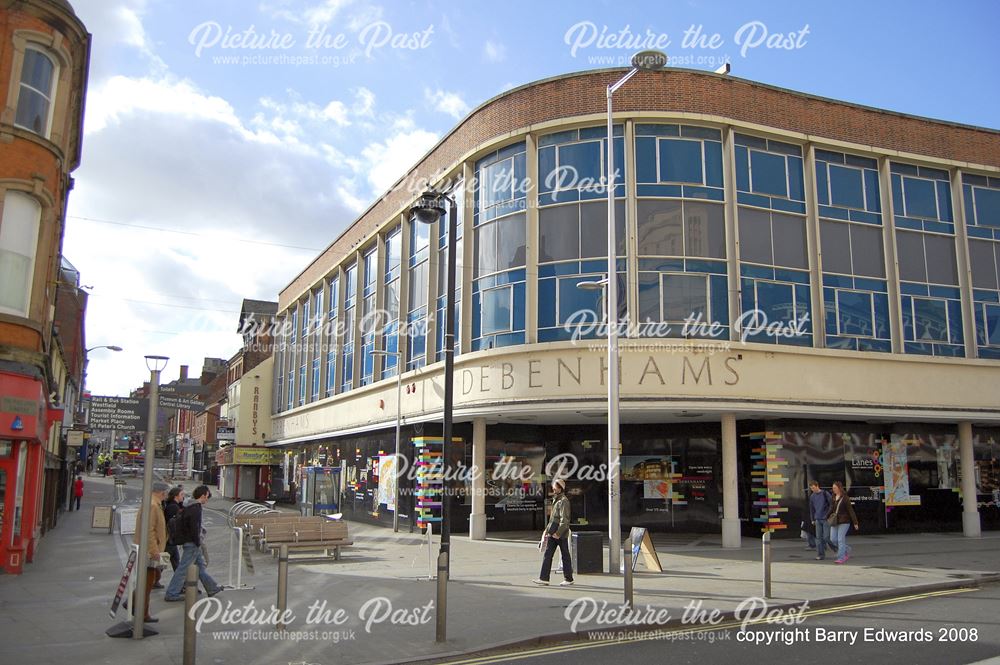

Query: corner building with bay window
[[269, 68, 1000, 544]]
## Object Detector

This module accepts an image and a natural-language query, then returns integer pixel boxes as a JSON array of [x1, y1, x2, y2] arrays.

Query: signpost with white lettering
[[88, 396, 148, 430]]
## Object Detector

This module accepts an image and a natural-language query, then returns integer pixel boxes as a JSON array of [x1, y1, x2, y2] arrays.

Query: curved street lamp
[[410, 190, 456, 643], [603, 50, 667, 574]]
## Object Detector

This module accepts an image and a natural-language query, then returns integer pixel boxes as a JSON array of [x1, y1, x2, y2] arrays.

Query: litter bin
[[571, 531, 604, 574]]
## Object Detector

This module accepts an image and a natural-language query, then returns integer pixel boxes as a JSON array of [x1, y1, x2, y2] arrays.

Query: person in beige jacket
[[132, 481, 168, 622], [533, 479, 574, 586]]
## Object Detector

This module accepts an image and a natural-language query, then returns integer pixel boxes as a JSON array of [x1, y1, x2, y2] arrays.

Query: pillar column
[[958, 422, 981, 538], [469, 417, 487, 540], [721, 413, 741, 548]]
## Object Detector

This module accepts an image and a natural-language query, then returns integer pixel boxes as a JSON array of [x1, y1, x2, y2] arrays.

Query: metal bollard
[[623, 534, 633, 608], [435, 550, 448, 643], [762, 531, 772, 599], [276, 544, 289, 630], [183, 561, 198, 665]]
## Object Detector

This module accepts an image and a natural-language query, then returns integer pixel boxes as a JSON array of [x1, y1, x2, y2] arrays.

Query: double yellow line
[[438, 587, 978, 665]]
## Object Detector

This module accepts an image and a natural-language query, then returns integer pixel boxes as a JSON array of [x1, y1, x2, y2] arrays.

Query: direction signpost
[[88, 396, 148, 430]]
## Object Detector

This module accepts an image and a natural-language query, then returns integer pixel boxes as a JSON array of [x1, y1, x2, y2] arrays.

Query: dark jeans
[[539, 534, 573, 582], [73, 496, 81, 510]]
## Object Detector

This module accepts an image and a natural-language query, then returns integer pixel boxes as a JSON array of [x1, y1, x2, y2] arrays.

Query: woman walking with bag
[[827, 480, 859, 564]]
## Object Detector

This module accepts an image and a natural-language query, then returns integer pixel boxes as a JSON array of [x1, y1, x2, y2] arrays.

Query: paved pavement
[[1, 473, 997, 665]]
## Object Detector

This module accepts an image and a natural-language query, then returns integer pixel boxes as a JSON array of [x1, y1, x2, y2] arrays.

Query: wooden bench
[[244, 516, 325, 549], [264, 521, 352, 560]]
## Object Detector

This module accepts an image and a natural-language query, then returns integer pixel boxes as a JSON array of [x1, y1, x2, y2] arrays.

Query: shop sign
[[216, 446, 235, 465], [216, 425, 235, 442], [1, 396, 35, 415], [67, 430, 85, 447], [233, 447, 280, 465]]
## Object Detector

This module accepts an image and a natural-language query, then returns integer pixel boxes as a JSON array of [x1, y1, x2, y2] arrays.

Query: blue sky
[[66, 0, 1000, 395]]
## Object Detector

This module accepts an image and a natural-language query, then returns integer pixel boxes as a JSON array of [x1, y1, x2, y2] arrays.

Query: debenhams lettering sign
[[273, 352, 743, 439], [459, 353, 740, 394]]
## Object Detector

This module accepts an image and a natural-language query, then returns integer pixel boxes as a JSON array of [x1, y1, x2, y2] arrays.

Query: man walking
[[809, 481, 834, 560], [164, 485, 223, 601], [132, 481, 168, 623], [533, 479, 574, 587]]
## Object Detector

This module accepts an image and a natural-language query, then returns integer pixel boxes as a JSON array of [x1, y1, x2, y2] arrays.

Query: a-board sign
[[628, 526, 663, 572], [109, 548, 137, 618], [92, 505, 113, 530], [118, 507, 138, 535]]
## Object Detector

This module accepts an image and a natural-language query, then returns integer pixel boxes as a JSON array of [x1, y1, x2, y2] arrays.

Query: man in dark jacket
[[164, 485, 223, 601], [808, 481, 835, 560]]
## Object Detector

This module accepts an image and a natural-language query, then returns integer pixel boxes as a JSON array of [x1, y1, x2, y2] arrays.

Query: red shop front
[[0, 370, 61, 574]]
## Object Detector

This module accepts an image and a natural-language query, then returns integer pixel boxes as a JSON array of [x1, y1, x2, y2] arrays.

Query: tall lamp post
[[371, 349, 403, 532], [583, 51, 667, 574], [410, 190, 456, 642], [134, 354, 168, 639]]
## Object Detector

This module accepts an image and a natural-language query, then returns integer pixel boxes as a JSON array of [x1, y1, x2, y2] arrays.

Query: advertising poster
[[377, 454, 396, 511], [883, 437, 921, 506]]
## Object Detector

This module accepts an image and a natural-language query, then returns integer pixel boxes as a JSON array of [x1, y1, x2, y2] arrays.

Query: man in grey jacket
[[533, 479, 574, 586]]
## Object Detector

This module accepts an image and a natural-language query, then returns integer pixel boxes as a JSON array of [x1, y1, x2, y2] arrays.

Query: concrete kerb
[[376, 574, 1000, 665]]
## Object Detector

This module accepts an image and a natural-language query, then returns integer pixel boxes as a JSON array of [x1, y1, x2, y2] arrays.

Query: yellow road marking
[[437, 586, 978, 665]]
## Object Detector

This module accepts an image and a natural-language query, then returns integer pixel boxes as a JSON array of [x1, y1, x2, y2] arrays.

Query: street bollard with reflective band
[[623, 535, 633, 608], [435, 550, 448, 642], [183, 561, 198, 665], [762, 531, 772, 599], [277, 544, 289, 630]]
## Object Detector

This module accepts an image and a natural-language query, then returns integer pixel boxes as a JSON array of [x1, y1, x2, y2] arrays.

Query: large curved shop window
[[634, 124, 727, 339], [962, 174, 1000, 360], [473, 143, 527, 350], [536, 126, 626, 342]]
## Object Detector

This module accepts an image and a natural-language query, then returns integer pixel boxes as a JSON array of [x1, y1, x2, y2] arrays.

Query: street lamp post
[[371, 349, 403, 532], [80, 345, 122, 484], [134, 354, 168, 640], [600, 50, 667, 574], [410, 190, 456, 642]]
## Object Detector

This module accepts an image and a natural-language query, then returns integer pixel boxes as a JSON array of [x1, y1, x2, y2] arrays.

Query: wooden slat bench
[[245, 516, 326, 549], [264, 521, 353, 560]]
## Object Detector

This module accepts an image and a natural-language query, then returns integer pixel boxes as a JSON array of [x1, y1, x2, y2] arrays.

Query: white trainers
[[559, 580, 575, 586], [532, 579, 549, 585]]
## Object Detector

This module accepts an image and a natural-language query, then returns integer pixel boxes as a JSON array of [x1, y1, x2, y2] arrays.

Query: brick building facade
[[0, 0, 89, 573]]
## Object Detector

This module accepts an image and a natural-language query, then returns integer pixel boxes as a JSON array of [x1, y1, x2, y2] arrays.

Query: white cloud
[[424, 88, 469, 120], [351, 88, 375, 116], [85, 76, 245, 135], [304, 0, 354, 26], [359, 126, 439, 194], [484, 40, 506, 63]]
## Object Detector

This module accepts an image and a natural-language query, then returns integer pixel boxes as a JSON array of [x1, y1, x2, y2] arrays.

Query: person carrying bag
[[532, 479, 574, 587]]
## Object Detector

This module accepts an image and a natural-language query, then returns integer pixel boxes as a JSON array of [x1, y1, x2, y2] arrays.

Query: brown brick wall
[[280, 70, 1000, 310], [0, 0, 89, 357]]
